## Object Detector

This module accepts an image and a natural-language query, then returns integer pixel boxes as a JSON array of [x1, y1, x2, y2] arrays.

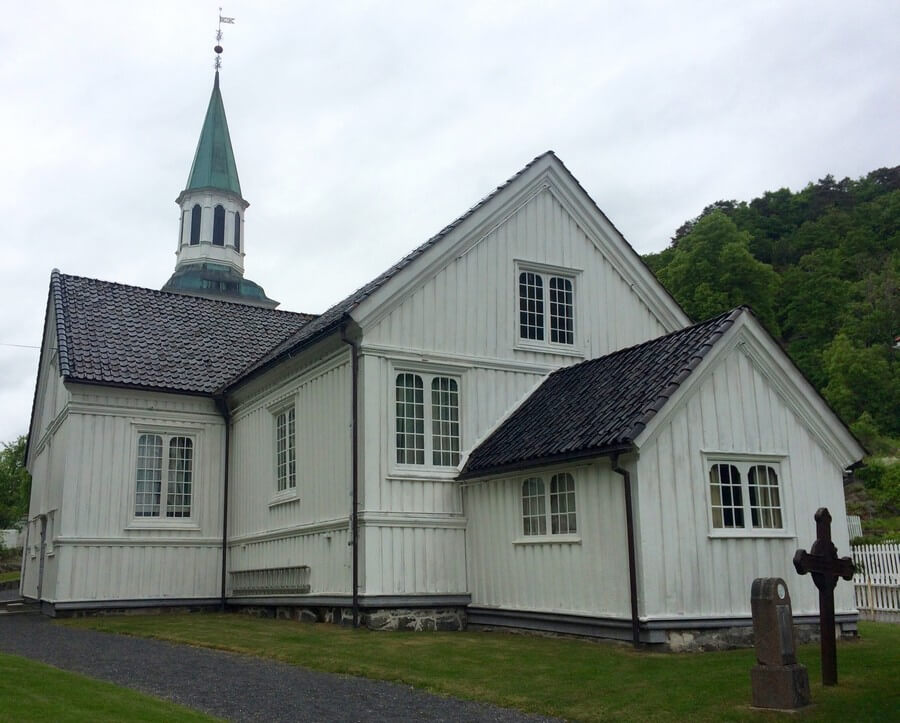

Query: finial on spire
[[214, 8, 235, 71]]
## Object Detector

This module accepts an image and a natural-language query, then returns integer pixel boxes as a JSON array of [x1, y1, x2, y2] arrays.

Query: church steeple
[[185, 71, 242, 197], [162, 65, 278, 308]]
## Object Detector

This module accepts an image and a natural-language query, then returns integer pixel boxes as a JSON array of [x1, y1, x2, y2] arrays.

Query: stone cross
[[793, 507, 855, 686]]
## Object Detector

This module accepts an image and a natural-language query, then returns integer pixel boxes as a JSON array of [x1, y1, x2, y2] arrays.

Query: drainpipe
[[215, 395, 231, 611], [340, 324, 360, 628], [612, 452, 641, 648]]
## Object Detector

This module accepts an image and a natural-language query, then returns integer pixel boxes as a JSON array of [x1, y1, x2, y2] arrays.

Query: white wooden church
[[21, 67, 863, 648]]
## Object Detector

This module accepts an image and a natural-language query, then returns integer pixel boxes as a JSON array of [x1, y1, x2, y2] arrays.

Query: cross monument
[[793, 507, 855, 686]]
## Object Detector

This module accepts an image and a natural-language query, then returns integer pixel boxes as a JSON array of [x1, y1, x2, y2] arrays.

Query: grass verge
[[0, 652, 219, 722], [62, 614, 899, 722], [0, 571, 20, 583]]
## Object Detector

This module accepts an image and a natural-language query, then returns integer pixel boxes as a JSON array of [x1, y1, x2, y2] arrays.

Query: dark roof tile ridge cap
[[57, 271, 317, 320], [547, 307, 743, 379], [50, 269, 72, 377], [624, 307, 745, 440]]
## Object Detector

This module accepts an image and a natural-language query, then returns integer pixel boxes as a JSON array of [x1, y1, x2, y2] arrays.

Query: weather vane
[[214, 8, 235, 70]]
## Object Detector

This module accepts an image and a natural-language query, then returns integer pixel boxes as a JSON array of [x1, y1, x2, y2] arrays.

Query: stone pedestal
[[751, 664, 811, 709]]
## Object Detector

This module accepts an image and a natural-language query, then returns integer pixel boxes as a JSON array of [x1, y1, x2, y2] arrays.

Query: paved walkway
[[0, 614, 554, 722]]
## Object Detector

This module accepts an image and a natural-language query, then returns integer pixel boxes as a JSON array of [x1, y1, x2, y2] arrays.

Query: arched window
[[212, 205, 225, 246], [190, 204, 201, 245], [234, 211, 241, 251]]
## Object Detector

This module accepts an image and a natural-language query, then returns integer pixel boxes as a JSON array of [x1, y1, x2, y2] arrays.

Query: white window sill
[[388, 468, 459, 482], [514, 341, 585, 358], [513, 534, 582, 545], [708, 530, 795, 540], [126, 519, 200, 531], [269, 490, 300, 508]]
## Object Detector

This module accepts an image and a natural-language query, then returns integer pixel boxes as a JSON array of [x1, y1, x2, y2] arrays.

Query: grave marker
[[793, 507, 855, 686], [749, 577, 810, 709]]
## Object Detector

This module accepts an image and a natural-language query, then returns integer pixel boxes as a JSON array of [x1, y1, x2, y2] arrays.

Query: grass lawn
[[0, 571, 20, 583], [62, 614, 899, 722], [0, 652, 219, 722]]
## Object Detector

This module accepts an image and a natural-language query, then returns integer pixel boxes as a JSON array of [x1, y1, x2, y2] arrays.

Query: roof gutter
[[458, 444, 633, 482], [611, 451, 641, 649], [214, 394, 231, 610], [340, 323, 361, 628]]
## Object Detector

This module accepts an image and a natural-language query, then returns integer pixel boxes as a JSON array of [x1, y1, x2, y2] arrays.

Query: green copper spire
[[185, 71, 242, 197]]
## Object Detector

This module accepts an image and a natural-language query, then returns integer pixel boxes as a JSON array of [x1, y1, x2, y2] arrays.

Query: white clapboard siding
[[364, 189, 669, 363], [853, 544, 900, 622], [464, 462, 631, 617], [635, 344, 856, 621], [227, 349, 352, 594]]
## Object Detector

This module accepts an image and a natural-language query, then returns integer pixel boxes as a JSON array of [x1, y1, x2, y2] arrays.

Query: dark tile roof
[[229, 151, 558, 388], [459, 308, 745, 479], [51, 270, 314, 395]]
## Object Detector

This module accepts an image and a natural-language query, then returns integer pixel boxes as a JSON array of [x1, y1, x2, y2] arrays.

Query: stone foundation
[[236, 604, 466, 631], [665, 621, 857, 652]]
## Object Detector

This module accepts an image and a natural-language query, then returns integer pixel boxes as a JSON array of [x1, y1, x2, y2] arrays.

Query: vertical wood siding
[[228, 353, 352, 594], [364, 189, 668, 360], [635, 346, 856, 620], [25, 387, 225, 603], [464, 463, 631, 616]]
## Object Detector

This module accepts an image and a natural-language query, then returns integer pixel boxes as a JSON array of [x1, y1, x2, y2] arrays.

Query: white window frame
[[514, 470, 581, 544], [129, 428, 199, 528], [514, 260, 582, 355], [391, 365, 462, 477], [271, 402, 298, 506], [704, 453, 793, 538]]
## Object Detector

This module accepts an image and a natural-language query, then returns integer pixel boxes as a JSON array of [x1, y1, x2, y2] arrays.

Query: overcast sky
[[1, 1, 897, 443]]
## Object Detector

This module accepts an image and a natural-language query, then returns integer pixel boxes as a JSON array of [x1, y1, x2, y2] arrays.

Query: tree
[[0, 436, 31, 529], [655, 211, 780, 331], [822, 335, 900, 437]]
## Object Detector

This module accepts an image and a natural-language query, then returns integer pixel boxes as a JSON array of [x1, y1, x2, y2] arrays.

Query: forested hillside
[[644, 166, 900, 450]]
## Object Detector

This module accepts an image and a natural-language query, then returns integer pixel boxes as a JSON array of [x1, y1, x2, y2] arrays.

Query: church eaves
[[185, 71, 242, 197]]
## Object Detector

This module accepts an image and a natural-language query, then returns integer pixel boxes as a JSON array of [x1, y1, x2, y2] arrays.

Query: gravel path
[[0, 615, 557, 722]]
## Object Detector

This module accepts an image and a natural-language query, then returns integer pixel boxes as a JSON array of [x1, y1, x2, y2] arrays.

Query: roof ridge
[[50, 269, 72, 377], [550, 307, 744, 378], [224, 151, 562, 390], [56, 271, 317, 319]]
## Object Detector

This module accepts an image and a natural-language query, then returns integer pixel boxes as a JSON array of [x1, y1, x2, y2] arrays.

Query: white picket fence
[[852, 543, 900, 622], [847, 515, 863, 540]]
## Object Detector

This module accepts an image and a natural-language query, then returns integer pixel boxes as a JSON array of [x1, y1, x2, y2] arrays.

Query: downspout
[[215, 395, 231, 611], [340, 324, 360, 628], [612, 452, 641, 648]]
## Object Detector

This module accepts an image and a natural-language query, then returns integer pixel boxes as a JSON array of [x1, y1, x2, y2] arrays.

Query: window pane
[[396, 374, 425, 464], [166, 437, 193, 517], [549, 276, 574, 345], [275, 408, 296, 492], [709, 464, 743, 528], [431, 377, 460, 466], [135, 434, 163, 517], [234, 211, 241, 251], [518, 272, 544, 340], [522, 478, 546, 535], [550, 473, 577, 534], [748, 465, 782, 529]]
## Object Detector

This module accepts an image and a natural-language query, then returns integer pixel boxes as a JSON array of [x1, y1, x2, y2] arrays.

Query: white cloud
[[1, 0, 898, 441]]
